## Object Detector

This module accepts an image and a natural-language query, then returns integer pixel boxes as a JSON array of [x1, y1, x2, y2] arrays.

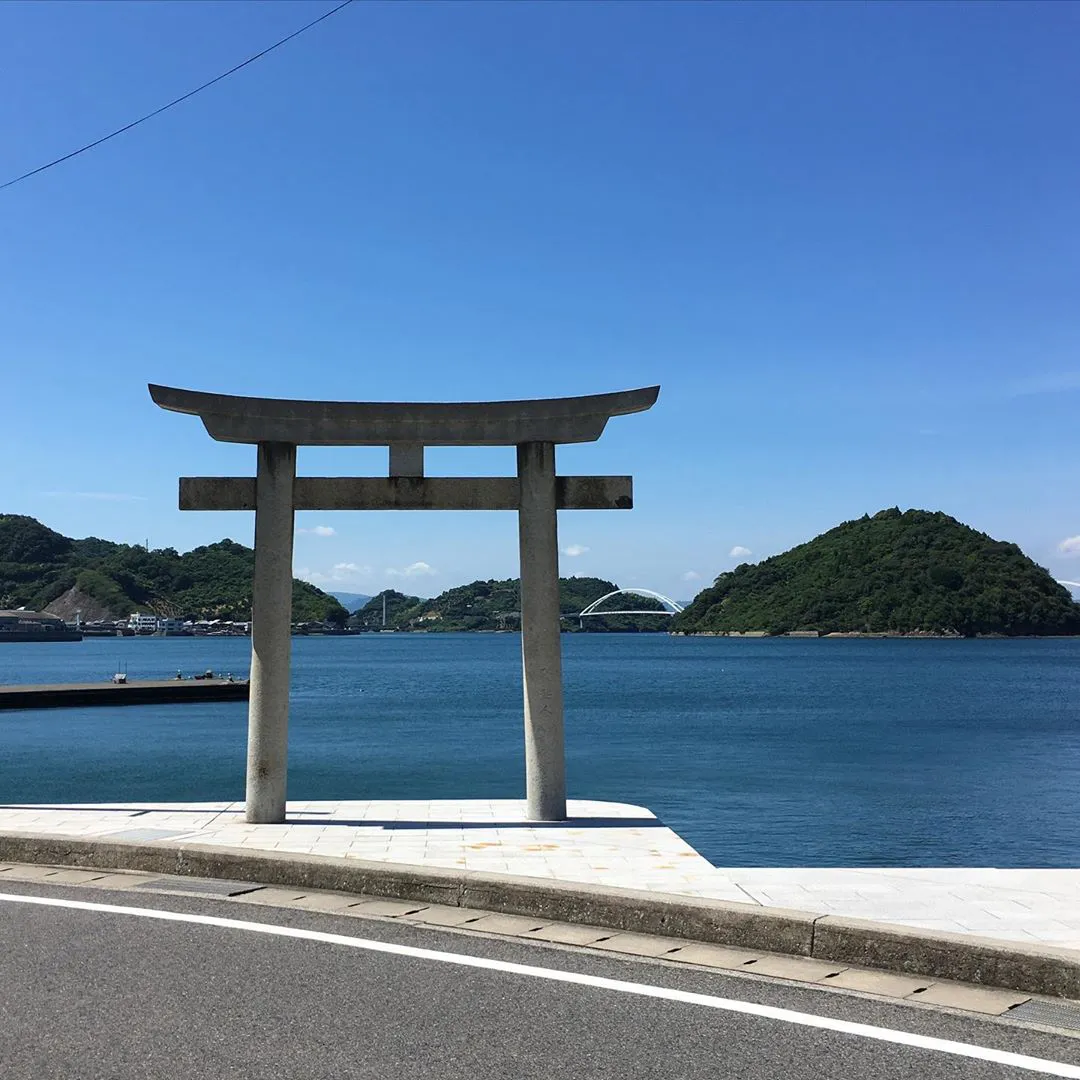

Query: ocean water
[[1, 634, 1078, 868]]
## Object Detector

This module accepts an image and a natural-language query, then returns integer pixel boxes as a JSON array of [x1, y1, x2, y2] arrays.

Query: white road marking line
[[1, 890, 1076, 1077]]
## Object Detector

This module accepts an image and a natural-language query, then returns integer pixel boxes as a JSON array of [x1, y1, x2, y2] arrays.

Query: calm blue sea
[[1, 634, 1078, 868]]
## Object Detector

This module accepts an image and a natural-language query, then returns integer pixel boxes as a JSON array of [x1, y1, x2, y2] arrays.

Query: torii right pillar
[[517, 440, 566, 820]]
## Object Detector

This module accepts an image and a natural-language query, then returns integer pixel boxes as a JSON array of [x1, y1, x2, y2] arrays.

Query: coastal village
[[0, 608, 347, 642]]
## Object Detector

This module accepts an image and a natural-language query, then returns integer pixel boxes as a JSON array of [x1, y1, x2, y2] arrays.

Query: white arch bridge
[[575, 588, 685, 618], [492, 589, 686, 626]]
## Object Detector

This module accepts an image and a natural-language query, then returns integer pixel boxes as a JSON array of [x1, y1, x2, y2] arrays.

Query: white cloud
[[1058, 537, 1080, 556], [296, 562, 372, 586], [562, 544, 590, 557], [387, 561, 436, 578], [298, 524, 336, 537], [681, 570, 701, 582], [44, 491, 146, 501], [729, 545, 752, 558]]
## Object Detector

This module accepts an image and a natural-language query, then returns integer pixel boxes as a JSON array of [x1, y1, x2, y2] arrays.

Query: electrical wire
[[0, 0, 355, 192]]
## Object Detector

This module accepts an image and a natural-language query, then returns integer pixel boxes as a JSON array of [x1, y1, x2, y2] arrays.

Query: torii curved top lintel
[[148, 384, 659, 446]]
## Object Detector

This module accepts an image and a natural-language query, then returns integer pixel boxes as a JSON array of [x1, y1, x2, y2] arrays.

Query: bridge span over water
[[576, 588, 685, 618], [494, 588, 686, 626]]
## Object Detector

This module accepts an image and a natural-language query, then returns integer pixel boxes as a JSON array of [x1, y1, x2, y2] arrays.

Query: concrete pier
[[0, 679, 248, 710], [517, 441, 567, 821], [246, 441, 297, 824]]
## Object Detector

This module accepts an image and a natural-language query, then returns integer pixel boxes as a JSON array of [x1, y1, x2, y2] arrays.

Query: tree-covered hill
[[349, 590, 424, 629], [673, 509, 1080, 637], [358, 577, 670, 632], [0, 514, 347, 624]]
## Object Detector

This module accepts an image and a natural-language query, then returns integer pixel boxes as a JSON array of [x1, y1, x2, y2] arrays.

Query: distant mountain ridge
[[0, 515, 348, 624], [0, 516, 668, 632], [328, 592, 373, 613], [673, 508, 1080, 637], [351, 579, 670, 632]]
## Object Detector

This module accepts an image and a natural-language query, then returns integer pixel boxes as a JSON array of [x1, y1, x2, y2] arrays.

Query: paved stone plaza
[[2, 798, 1079, 951]]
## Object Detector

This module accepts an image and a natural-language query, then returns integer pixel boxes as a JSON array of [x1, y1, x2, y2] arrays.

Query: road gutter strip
[[1, 830, 1077, 1000]]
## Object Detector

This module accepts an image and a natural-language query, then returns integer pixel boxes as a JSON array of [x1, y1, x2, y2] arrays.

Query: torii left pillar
[[247, 441, 297, 823]]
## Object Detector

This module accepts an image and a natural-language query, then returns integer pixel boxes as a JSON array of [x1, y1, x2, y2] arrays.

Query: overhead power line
[[0, 0, 355, 192]]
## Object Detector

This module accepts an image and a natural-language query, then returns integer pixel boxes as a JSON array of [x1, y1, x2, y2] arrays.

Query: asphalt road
[[2, 879, 1080, 1079]]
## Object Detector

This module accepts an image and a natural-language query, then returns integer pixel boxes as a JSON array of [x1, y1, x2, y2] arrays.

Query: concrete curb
[[2, 831, 1078, 999]]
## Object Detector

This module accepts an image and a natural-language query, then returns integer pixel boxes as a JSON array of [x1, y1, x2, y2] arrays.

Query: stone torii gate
[[149, 383, 659, 824]]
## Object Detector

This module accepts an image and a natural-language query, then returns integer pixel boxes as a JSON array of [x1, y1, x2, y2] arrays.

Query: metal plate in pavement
[[135, 878, 262, 897], [1009, 999, 1080, 1032]]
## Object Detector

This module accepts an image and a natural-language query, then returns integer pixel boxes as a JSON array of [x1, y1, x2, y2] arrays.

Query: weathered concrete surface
[[459, 872, 814, 955], [149, 384, 660, 446], [7, 802, 1080, 951], [179, 475, 634, 511], [3, 830, 1080, 998], [517, 441, 566, 821], [246, 441, 296, 824], [0, 832, 813, 954], [388, 443, 424, 477], [813, 915, 1080, 1001], [712, 866, 1080, 947]]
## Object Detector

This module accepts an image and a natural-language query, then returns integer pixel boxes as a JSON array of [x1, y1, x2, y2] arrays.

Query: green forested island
[[350, 577, 669, 632], [673, 509, 1080, 637], [0, 515, 348, 624], [6, 509, 1077, 637]]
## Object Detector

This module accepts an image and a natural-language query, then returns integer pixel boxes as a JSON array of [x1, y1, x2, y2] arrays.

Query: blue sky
[[3, 1, 1078, 601]]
